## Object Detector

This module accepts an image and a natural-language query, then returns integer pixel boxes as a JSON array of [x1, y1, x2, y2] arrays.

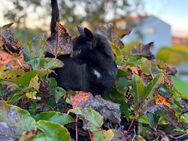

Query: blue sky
[[144, 0, 188, 36], [0, 0, 187, 36]]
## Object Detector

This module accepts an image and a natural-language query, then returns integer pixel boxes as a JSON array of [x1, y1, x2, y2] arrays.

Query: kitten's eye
[[73, 49, 81, 56]]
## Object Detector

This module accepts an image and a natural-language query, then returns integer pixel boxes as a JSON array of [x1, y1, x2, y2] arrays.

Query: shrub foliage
[[0, 23, 188, 141]]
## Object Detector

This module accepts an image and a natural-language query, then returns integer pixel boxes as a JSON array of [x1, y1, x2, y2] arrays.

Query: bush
[[0, 23, 188, 141], [157, 47, 188, 65]]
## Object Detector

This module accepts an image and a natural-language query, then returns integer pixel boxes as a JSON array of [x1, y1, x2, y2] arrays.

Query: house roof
[[172, 35, 188, 40], [110, 15, 171, 28]]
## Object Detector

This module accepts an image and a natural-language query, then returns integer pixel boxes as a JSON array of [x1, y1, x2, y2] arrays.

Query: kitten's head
[[72, 26, 96, 64], [74, 26, 96, 51], [72, 26, 114, 65]]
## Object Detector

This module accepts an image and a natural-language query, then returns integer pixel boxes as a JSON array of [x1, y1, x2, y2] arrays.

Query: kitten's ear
[[77, 25, 84, 35], [84, 28, 94, 40]]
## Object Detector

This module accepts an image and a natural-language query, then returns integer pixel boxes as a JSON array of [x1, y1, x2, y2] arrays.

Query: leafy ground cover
[[0, 23, 188, 141]]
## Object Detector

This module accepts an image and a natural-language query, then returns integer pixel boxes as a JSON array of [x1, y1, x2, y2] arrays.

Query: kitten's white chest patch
[[93, 69, 101, 79]]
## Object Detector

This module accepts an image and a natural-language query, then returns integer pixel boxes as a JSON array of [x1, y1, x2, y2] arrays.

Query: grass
[[172, 76, 188, 97]]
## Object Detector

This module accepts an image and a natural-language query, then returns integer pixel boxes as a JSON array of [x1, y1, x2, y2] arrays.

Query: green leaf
[[68, 107, 83, 115], [132, 75, 145, 105], [54, 87, 66, 103], [36, 120, 71, 141], [110, 42, 122, 57], [35, 111, 74, 125], [14, 70, 38, 87], [48, 78, 58, 89], [7, 91, 26, 104], [132, 74, 164, 112], [29, 75, 40, 90], [115, 77, 129, 93], [0, 83, 5, 96], [110, 42, 124, 64], [69, 108, 104, 132], [93, 129, 114, 141], [109, 88, 129, 117], [0, 100, 36, 139], [120, 102, 129, 118], [133, 135, 146, 141], [146, 112, 160, 127], [48, 78, 65, 102], [116, 69, 128, 78], [24, 36, 47, 60], [138, 58, 152, 75], [0, 68, 25, 81], [27, 58, 63, 70], [144, 73, 164, 100], [85, 108, 104, 131]]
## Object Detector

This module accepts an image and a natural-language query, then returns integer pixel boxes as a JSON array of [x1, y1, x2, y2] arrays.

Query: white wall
[[121, 16, 172, 54]]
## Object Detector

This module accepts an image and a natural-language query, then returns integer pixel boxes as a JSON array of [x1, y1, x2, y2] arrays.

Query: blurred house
[[172, 35, 188, 45], [116, 15, 172, 54]]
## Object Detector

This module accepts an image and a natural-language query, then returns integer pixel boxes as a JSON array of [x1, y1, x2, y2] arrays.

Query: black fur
[[50, 0, 59, 35], [47, 0, 117, 95], [72, 27, 117, 95]]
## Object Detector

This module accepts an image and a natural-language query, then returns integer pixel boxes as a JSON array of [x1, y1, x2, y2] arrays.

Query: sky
[[144, 0, 188, 36], [0, 0, 188, 36]]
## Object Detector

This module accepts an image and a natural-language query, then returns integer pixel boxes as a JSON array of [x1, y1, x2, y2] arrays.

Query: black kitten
[[47, 27, 117, 95], [47, 0, 117, 95], [72, 27, 117, 95]]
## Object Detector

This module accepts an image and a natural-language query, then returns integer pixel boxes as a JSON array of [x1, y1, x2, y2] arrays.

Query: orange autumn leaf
[[155, 95, 172, 110], [71, 91, 92, 108], [0, 50, 24, 67]]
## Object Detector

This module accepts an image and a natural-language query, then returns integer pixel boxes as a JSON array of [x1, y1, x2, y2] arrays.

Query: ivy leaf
[[0, 100, 36, 139], [36, 120, 71, 141], [93, 129, 114, 141], [35, 111, 74, 125]]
